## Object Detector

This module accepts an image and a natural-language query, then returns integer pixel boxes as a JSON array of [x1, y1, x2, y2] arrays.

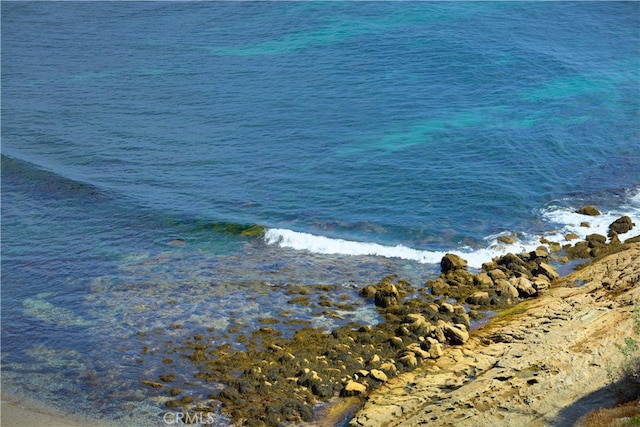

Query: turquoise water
[[2, 2, 639, 425]]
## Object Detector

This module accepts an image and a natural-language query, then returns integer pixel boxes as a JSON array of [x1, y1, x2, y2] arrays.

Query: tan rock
[[466, 291, 490, 305], [379, 362, 397, 374], [488, 268, 508, 281], [356, 369, 369, 378], [474, 272, 494, 287], [342, 380, 366, 396], [369, 369, 388, 382], [495, 279, 519, 298], [429, 342, 444, 359], [532, 245, 549, 258], [509, 276, 536, 297], [534, 262, 559, 280], [532, 276, 550, 292], [398, 352, 418, 369], [443, 323, 469, 344], [565, 232, 580, 241], [406, 342, 430, 359]]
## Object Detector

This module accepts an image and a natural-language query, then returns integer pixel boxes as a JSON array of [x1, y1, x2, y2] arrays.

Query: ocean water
[[2, 2, 639, 425]]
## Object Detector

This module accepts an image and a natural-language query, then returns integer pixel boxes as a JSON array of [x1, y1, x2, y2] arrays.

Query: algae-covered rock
[[565, 233, 580, 241], [586, 233, 607, 248], [576, 205, 601, 216], [439, 302, 454, 313], [488, 269, 508, 281], [609, 216, 635, 236], [359, 285, 377, 298], [141, 380, 164, 388], [497, 234, 518, 244], [440, 253, 468, 273], [625, 235, 640, 244], [374, 282, 399, 308], [379, 362, 397, 374], [398, 352, 419, 369], [466, 291, 490, 305], [567, 241, 591, 259], [428, 279, 449, 296], [497, 253, 529, 276]]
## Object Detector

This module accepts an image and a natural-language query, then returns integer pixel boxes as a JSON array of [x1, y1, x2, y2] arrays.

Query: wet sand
[[0, 393, 117, 427]]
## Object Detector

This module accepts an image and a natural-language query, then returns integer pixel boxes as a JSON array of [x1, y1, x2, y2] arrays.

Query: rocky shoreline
[[140, 208, 639, 426], [350, 241, 640, 427]]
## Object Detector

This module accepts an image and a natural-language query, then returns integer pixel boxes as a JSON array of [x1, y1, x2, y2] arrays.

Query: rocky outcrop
[[429, 247, 558, 308], [576, 205, 602, 216], [440, 253, 468, 273], [609, 215, 635, 236], [350, 243, 640, 427], [374, 281, 400, 308]]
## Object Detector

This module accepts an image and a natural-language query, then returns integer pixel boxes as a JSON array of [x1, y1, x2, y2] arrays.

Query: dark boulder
[[609, 216, 634, 236], [374, 282, 399, 308], [440, 253, 468, 273], [567, 241, 591, 259], [586, 233, 607, 248], [576, 205, 601, 216]]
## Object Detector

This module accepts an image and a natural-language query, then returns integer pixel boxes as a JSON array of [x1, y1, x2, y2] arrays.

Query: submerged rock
[[497, 234, 518, 244]]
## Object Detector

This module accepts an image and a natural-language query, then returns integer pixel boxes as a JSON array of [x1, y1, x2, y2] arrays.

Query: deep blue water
[[2, 2, 639, 425]]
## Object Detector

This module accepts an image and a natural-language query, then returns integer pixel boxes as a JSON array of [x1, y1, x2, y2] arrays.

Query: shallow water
[[2, 2, 639, 425]]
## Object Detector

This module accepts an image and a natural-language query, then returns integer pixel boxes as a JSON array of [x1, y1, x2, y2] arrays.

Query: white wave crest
[[264, 228, 542, 269], [264, 188, 640, 269]]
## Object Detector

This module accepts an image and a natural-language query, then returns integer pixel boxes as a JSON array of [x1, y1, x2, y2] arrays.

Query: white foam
[[540, 193, 640, 244], [264, 188, 640, 269], [264, 228, 542, 269], [264, 228, 447, 264]]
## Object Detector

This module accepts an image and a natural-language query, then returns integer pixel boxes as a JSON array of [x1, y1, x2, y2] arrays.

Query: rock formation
[[350, 243, 640, 427]]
